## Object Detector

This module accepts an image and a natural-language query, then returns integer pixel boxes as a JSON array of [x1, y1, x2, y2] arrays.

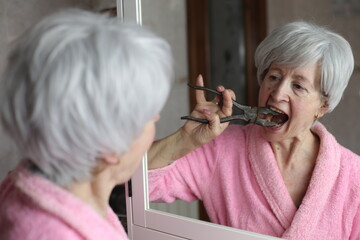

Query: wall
[[267, 0, 360, 154]]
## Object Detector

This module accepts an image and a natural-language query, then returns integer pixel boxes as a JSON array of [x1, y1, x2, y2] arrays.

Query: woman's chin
[[260, 122, 288, 141]]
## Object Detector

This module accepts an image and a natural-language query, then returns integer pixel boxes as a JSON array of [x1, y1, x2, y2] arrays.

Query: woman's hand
[[148, 75, 235, 169], [181, 75, 235, 148]]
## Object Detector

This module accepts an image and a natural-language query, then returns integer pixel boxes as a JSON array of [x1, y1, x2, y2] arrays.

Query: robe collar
[[14, 166, 127, 240], [247, 122, 340, 238]]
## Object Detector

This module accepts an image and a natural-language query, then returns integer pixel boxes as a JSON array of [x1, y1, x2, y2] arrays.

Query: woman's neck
[[67, 175, 116, 219], [270, 130, 320, 207], [271, 130, 319, 169]]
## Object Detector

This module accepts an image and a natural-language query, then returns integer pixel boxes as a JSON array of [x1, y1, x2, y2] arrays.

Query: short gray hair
[[0, 9, 173, 186], [255, 21, 354, 113]]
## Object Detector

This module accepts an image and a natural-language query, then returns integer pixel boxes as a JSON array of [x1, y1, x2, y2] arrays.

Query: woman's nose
[[270, 80, 289, 102]]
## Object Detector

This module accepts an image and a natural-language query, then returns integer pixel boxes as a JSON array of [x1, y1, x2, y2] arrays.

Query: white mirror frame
[[118, 0, 281, 239]]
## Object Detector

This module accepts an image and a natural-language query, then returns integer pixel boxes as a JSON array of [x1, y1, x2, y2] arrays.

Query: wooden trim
[[186, 0, 210, 110], [243, 0, 267, 106]]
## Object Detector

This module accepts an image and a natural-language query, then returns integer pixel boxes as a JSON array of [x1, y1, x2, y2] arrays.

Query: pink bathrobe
[[149, 122, 360, 239], [0, 165, 128, 240]]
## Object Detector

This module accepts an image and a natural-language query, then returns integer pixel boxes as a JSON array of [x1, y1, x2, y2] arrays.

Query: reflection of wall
[[141, 0, 190, 140], [209, 0, 246, 106], [141, 0, 199, 220], [0, 0, 94, 181], [267, 0, 360, 154]]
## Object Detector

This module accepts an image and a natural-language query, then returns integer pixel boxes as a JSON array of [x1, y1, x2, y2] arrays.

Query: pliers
[[181, 83, 282, 127]]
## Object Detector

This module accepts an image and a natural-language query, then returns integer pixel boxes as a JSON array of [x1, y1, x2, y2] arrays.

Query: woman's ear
[[317, 100, 329, 118], [102, 154, 120, 165]]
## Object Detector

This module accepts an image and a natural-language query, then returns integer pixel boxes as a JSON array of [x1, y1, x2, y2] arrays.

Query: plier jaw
[[229, 106, 282, 127], [180, 83, 285, 127], [250, 107, 283, 127]]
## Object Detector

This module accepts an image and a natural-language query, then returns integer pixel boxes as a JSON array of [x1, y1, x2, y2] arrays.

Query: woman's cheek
[[258, 87, 268, 106]]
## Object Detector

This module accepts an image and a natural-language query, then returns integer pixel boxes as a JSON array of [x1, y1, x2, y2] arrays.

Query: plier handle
[[181, 83, 281, 127]]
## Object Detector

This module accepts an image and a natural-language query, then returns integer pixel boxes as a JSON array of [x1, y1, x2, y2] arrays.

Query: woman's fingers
[[221, 89, 235, 116], [195, 75, 207, 103], [213, 85, 235, 117], [201, 109, 223, 137], [212, 85, 224, 105], [211, 95, 221, 105], [193, 76, 236, 121]]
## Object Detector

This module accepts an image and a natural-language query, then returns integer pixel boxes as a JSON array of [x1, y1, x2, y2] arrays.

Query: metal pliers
[[181, 83, 281, 127]]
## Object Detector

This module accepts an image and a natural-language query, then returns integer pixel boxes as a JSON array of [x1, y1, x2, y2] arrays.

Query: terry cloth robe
[[0, 165, 128, 240], [148, 122, 360, 239]]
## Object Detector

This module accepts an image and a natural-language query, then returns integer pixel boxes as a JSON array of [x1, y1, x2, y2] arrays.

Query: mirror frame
[[119, 0, 281, 239]]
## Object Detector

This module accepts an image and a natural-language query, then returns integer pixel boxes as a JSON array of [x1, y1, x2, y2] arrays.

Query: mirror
[[140, 0, 360, 237]]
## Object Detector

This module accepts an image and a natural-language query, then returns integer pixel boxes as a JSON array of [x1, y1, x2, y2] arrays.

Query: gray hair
[[0, 9, 173, 186], [255, 21, 354, 113]]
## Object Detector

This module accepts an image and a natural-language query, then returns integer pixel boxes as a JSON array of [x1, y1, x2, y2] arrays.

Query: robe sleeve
[[148, 136, 222, 203]]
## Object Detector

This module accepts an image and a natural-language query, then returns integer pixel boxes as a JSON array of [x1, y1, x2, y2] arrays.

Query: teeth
[[269, 106, 285, 114], [268, 106, 289, 125]]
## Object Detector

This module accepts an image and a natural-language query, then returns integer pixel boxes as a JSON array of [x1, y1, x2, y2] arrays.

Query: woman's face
[[113, 115, 159, 184], [258, 63, 327, 143]]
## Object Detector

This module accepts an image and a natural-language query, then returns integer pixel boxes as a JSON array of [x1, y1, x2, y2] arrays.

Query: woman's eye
[[293, 83, 303, 89], [293, 83, 308, 94], [268, 75, 279, 81]]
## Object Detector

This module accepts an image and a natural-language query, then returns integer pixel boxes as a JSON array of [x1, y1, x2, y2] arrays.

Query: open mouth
[[268, 107, 289, 126]]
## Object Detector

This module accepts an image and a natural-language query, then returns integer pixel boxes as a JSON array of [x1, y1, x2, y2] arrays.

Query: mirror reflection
[[143, 0, 360, 239], [140, 0, 200, 220]]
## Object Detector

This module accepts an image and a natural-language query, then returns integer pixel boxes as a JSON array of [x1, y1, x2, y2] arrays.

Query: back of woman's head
[[255, 21, 354, 113], [0, 9, 173, 186]]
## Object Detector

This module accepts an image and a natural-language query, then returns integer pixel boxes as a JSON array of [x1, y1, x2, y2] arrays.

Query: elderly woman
[[148, 21, 360, 239], [0, 9, 173, 240]]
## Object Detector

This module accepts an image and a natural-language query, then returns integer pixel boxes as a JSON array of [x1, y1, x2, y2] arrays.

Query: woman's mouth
[[267, 107, 289, 126]]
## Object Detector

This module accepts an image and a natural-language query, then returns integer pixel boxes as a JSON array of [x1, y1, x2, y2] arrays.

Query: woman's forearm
[[147, 128, 200, 170]]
